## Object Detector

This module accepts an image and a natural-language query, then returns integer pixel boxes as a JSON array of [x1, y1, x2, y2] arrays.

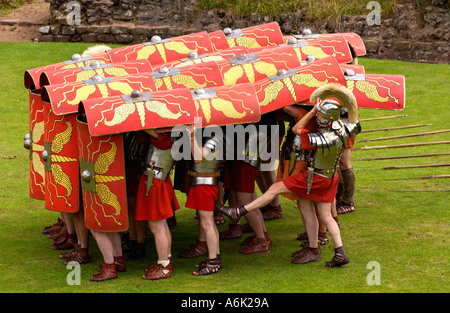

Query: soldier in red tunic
[[183, 125, 224, 275], [218, 83, 358, 267], [136, 129, 179, 280]]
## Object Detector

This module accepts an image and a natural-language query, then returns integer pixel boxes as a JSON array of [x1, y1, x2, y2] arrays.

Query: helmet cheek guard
[[316, 99, 341, 126]]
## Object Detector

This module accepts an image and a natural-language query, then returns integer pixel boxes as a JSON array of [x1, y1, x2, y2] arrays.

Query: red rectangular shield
[[82, 88, 197, 136], [107, 32, 213, 65], [216, 45, 302, 85], [42, 73, 157, 115], [28, 90, 46, 200], [346, 74, 406, 110], [43, 104, 80, 213], [24, 52, 111, 90], [77, 119, 128, 232], [254, 57, 346, 113], [40, 60, 154, 87]]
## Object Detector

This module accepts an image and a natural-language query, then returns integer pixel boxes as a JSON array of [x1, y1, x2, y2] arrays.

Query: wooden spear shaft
[[358, 129, 450, 143], [359, 115, 407, 122], [382, 175, 450, 180], [355, 152, 450, 161], [355, 163, 450, 170], [352, 141, 450, 151], [361, 124, 432, 133]]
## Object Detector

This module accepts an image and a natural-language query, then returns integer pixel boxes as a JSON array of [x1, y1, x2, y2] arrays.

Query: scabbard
[[145, 171, 154, 197], [306, 166, 314, 195]]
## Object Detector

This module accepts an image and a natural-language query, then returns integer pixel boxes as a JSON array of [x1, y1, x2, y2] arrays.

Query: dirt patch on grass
[[0, 0, 49, 42]]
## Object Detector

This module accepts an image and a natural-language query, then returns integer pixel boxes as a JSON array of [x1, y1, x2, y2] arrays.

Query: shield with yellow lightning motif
[[216, 45, 301, 86], [155, 46, 249, 70], [285, 35, 353, 64], [24, 52, 111, 90], [41, 73, 157, 116], [345, 73, 405, 110], [220, 22, 284, 50], [192, 83, 261, 127], [39, 60, 154, 87], [77, 119, 128, 232], [151, 61, 224, 91], [27, 90, 46, 200], [107, 32, 213, 65], [286, 32, 366, 57], [254, 57, 346, 114], [81, 88, 197, 136], [42, 103, 80, 213]]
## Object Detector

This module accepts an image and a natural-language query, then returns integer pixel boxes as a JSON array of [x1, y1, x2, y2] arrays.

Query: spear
[[395, 189, 449, 193], [352, 141, 450, 151], [355, 152, 450, 161], [382, 175, 450, 180], [361, 124, 431, 133], [359, 115, 407, 122], [358, 129, 450, 143], [355, 163, 450, 170]]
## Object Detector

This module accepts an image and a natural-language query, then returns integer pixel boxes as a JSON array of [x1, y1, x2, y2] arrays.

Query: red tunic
[[185, 185, 219, 211], [223, 161, 260, 193], [282, 127, 339, 203], [135, 133, 180, 221]]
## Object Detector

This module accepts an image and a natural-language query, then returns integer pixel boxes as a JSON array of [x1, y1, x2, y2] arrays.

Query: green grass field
[[0, 41, 448, 294]]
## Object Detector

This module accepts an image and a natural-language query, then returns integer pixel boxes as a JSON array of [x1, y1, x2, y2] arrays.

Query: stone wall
[[38, 0, 449, 64]]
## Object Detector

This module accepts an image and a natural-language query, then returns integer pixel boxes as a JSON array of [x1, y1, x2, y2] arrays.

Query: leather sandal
[[60, 244, 80, 259], [192, 257, 221, 276], [47, 225, 67, 240], [179, 240, 207, 258], [64, 247, 92, 265], [325, 246, 349, 267], [239, 238, 270, 254], [214, 206, 225, 225], [146, 257, 173, 273], [336, 203, 355, 214], [195, 255, 222, 269], [43, 218, 64, 234], [90, 263, 117, 282], [241, 232, 271, 246], [143, 263, 171, 280], [298, 231, 329, 246], [291, 246, 321, 264], [219, 223, 242, 240], [262, 205, 282, 220], [52, 234, 76, 250]]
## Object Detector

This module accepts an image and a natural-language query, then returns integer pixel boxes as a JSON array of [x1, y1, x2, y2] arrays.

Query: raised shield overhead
[[155, 46, 249, 70], [81, 88, 197, 136], [39, 60, 154, 87], [41, 73, 157, 116], [81, 82, 261, 136], [216, 45, 302, 86], [284, 35, 353, 64], [26, 90, 46, 200], [290, 30, 367, 57], [107, 32, 213, 64], [42, 103, 80, 213], [24, 52, 111, 90], [192, 83, 261, 126], [254, 57, 346, 114], [213, 22, 284, 50], [344, 71, 406, 110], [150, 61, 225, 91], [77, 118, 128, 232]]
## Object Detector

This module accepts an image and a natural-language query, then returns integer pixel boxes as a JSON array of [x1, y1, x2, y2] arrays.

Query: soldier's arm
[[144, 129, 158, 139], [292, 106, 318, 135]]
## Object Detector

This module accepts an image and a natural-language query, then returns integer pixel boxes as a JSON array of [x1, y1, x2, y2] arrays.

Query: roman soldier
[[218, 83, 358, 267], [182, 125, 224, 275]]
